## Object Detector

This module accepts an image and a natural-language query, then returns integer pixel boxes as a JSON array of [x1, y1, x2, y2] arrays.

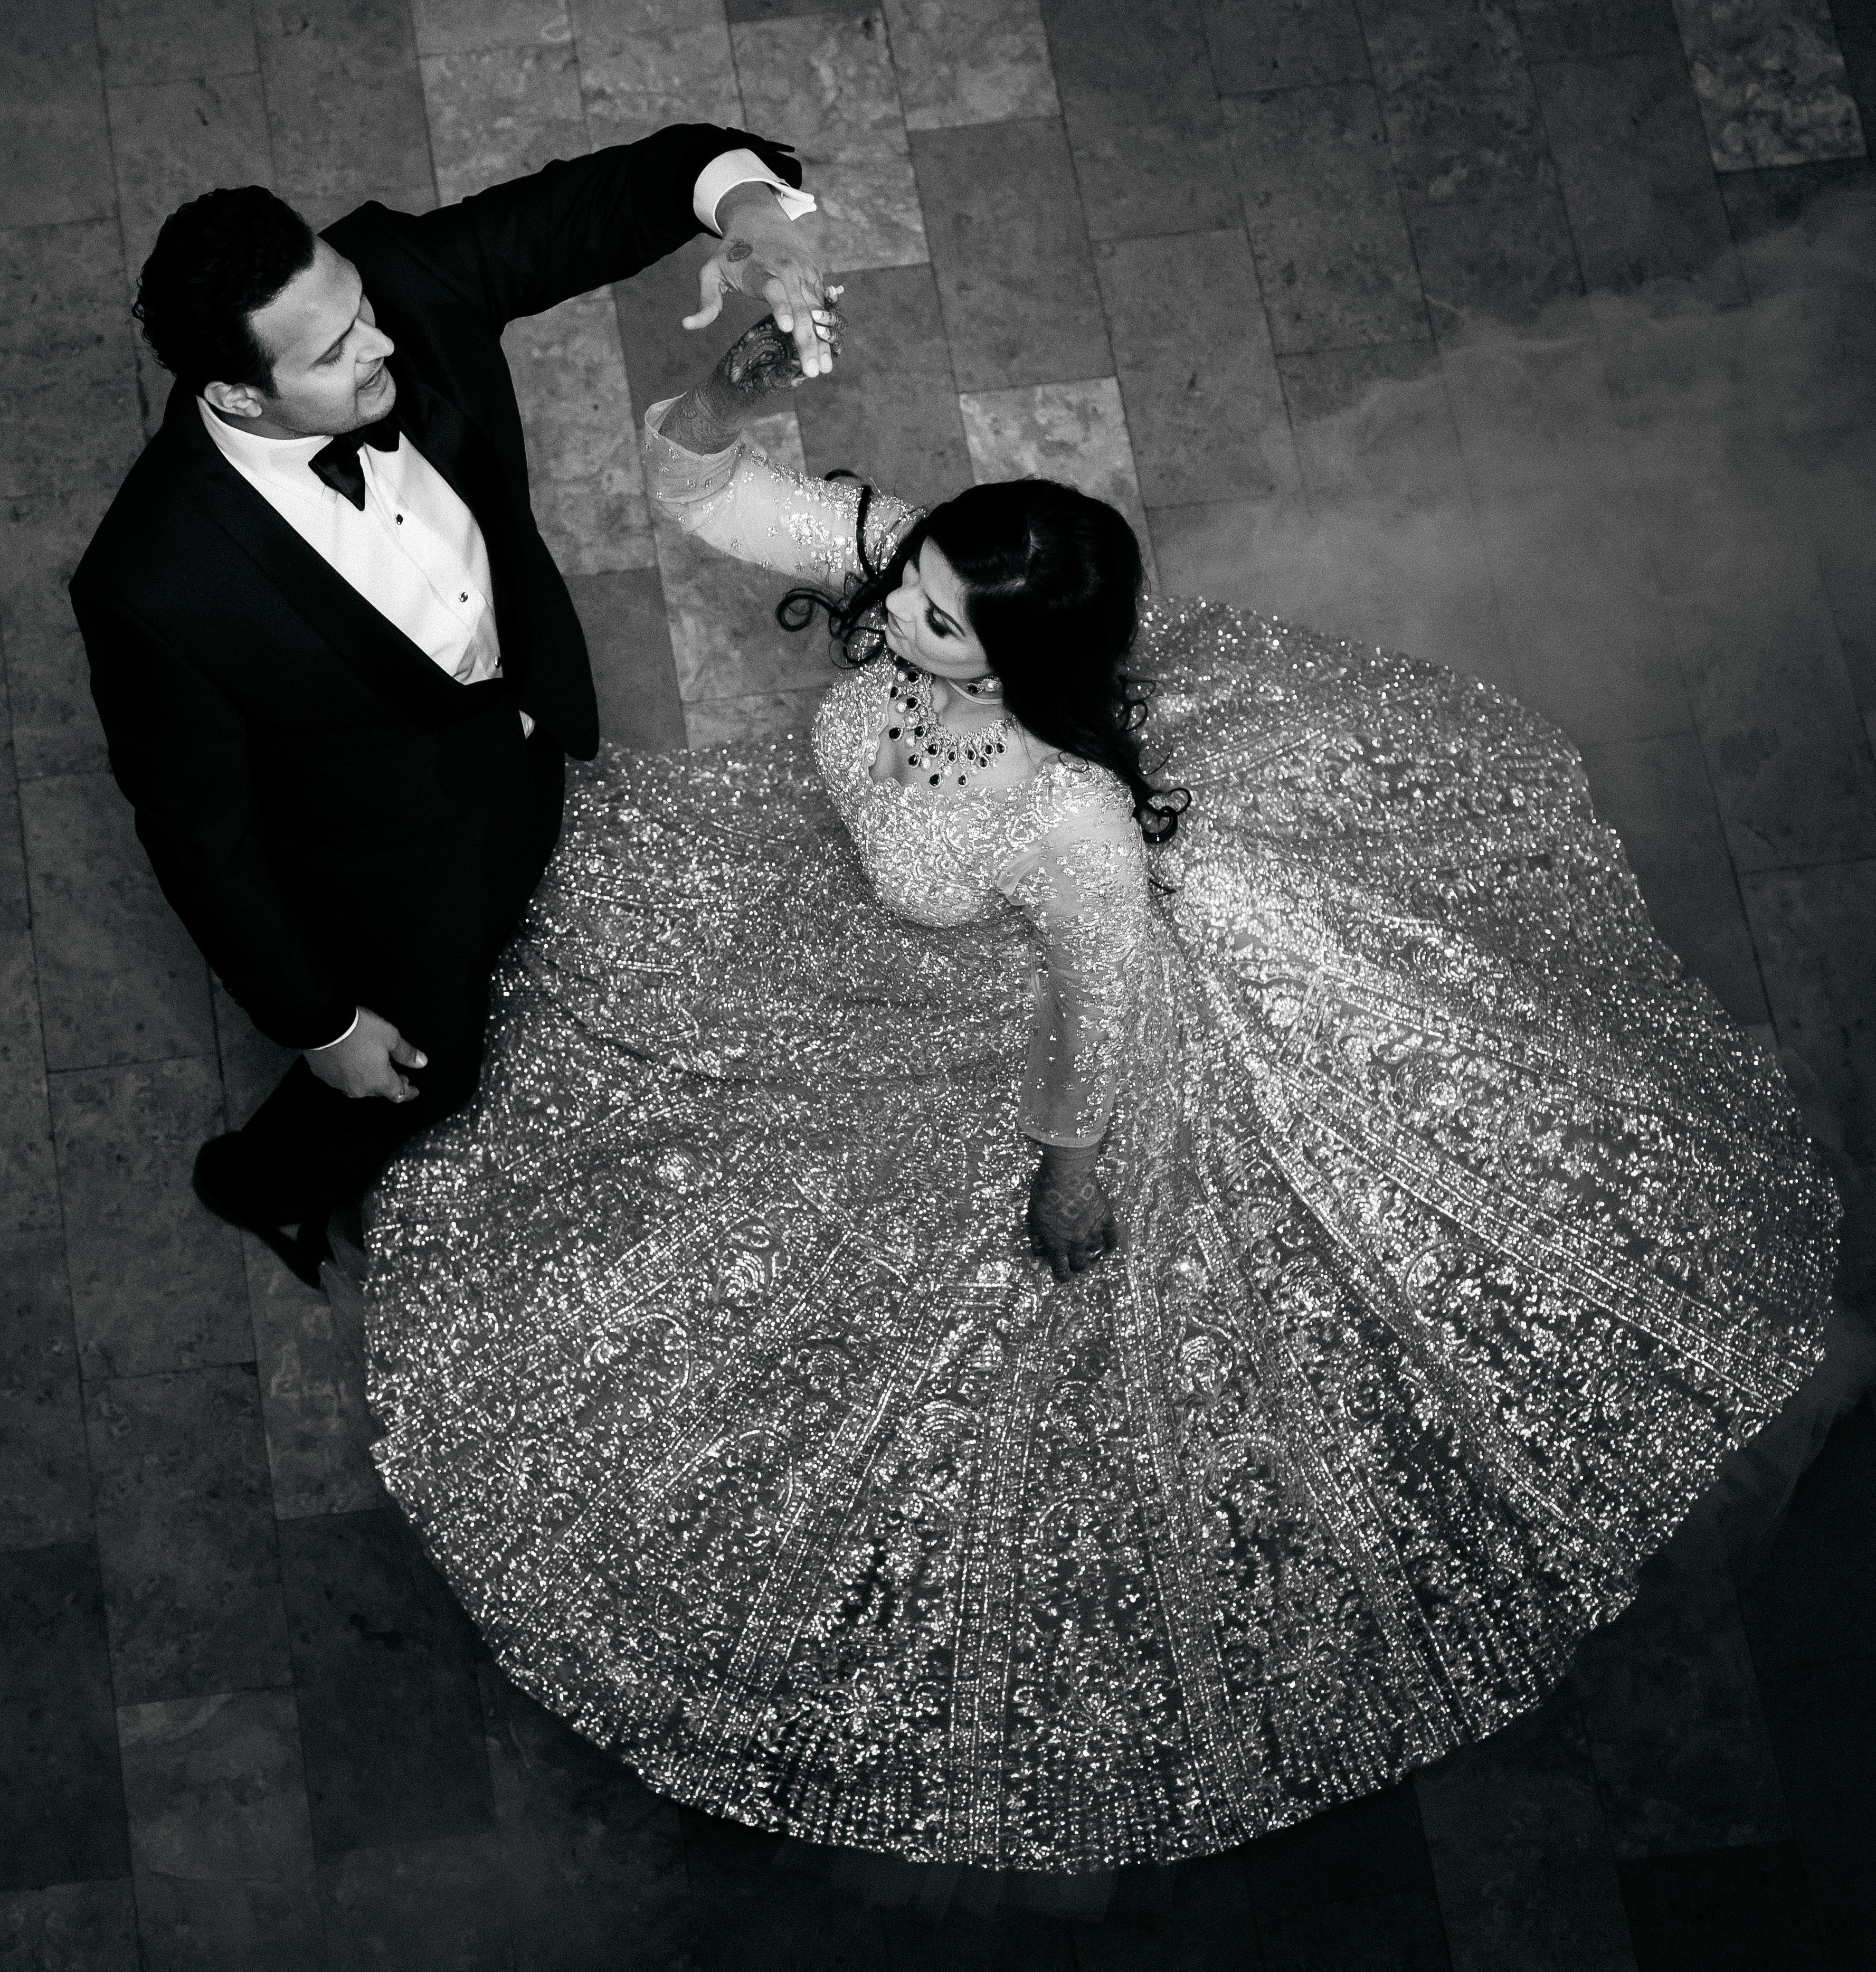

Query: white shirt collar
[[196, 397, 335, 484]]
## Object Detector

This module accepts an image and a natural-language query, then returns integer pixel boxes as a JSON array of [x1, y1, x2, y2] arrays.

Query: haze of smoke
[[1157, 180, 1876, 791]]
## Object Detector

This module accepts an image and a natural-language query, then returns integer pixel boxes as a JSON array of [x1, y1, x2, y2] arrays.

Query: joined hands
[[685, 181, 840, 378]]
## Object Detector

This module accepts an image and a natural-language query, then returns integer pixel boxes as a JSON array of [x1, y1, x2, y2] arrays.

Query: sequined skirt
[[364, 599, 1836, 1870]]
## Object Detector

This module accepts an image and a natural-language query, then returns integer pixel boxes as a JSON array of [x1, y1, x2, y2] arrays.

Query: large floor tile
[[279, 1509, 495, 1860], [1, 487, 114, 781], [21, 771, 214, 1072], [0, 1879, 140, 1970], [1277, 340, 1466, 501], [0, 1228, 90, 1550], [411, 0, 573, 56], [1253, 1888, 1452, 1971], [106, 73, 276, 283], [50, 1057, 249, 1381], [681, 1808, 890, 1972], [1781, 425, 1876, 719], [571, 0, 744, 146], [247, 1231, 386, 1522], [1366, 0, 1557, 208], [793, 262, 973, 513], [0, 1543, 129, 1892], [1095, 230, 1300, 507], [1742, 858, 1876, 1165], [118, 1689, 324, 1972], [885, 0, 1058, 130], [957, 377, 1155, 581], [570, 564, 689, 752], [1407, 181, 1587, 337], [1754, 1651, 1876, 1970], [0, 0, 116, 231], [1517, 0, 1682, 61], [1223, 85, 1428, 355], [94, 0, 259, 87], [734, 7, 927, 272], [480, 1664, 695, 1972], [319, 1832, 514, 1971], [1737, 1399, 1876, 1671], [1576, 732, 1768, 1024], [1203, 0, 1371, 90], [420, 44, 588, 207], [1416, 1695, 1638, 1972], [0, 926, 58, 1236], [503, 288, 654, 578], [255, 0, 438, 229], [1537, 54, 1745, 306], [87, 1365, 290, 1705], [1615, 1839, 1825, 1971], [1238, 1777, 1435, 1911], [1041, 0, 1241, 240], [1671, 0, 1865, 170], [1654, 517, 1876, 873], [1474, 488, 1690, 745], [910, 117, 1111, 391], [0, 221, 143, 504], [1574, 1515, 1790, 1860]]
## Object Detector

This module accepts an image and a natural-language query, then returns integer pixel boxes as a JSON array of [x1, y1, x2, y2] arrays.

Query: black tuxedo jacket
[[71, 125, 798, 1051]]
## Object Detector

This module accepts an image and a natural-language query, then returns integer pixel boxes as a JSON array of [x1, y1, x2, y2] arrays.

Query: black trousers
[[226, 731, 566, 1222]]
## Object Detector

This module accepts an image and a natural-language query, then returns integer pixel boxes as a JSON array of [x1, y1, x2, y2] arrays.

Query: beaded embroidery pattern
[[362, 428, 1838, 1872]]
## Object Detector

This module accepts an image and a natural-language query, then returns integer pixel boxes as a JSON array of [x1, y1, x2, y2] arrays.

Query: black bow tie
[[310, 412, 400, 508]]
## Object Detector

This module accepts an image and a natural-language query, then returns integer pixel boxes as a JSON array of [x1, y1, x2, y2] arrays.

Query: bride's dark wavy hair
[[778, 477, 1190, 842]]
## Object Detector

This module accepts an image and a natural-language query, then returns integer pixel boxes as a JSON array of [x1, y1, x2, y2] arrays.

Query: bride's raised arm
[[642, 311, 915, 590]]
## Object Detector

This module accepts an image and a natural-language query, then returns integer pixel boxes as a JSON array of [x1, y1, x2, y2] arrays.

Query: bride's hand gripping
[[660, 304, 846, 454], [1027, 1143, 1121, 1282], [685, 181, 838, 377]]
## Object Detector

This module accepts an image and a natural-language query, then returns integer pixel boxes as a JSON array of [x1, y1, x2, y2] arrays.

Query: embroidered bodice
[[644, 402, 1155, 1146]]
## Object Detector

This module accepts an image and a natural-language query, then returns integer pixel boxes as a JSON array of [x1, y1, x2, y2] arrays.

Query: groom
[[71, 124, 832, 1283]]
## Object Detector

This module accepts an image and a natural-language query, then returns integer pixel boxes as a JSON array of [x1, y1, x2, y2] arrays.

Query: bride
[[360, 310, 1839, 1872]]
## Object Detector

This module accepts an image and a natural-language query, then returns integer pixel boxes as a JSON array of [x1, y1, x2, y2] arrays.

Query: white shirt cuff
[[692, 149, 817, 234], [307, 1007, 361, 1053]]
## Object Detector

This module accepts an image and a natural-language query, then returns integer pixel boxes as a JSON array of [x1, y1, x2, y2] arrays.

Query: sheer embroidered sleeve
[[642, 396, 915, 589], [997, 778, 1153, 1149]]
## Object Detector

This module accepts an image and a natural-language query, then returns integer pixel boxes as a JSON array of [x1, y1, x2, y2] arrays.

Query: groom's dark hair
[[134, 186, 318, 396]]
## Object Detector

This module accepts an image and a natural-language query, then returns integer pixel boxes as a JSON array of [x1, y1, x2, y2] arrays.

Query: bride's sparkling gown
[[363, 409, 1836, 1872]]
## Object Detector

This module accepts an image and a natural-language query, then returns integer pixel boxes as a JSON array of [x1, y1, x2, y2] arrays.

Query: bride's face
[[883, 542, 992, 681]]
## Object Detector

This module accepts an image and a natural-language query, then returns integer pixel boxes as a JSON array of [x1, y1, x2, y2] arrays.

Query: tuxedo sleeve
[[76, 595, 358, 1051], [374, 124, 804, 328]]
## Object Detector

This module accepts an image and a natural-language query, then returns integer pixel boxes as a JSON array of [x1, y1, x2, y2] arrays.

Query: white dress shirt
[[206, 151, 814, 1052], [199, 403, 506, 690]]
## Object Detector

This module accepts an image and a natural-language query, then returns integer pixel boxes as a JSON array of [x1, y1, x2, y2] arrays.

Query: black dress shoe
[[192, 1140, 333, 1288]]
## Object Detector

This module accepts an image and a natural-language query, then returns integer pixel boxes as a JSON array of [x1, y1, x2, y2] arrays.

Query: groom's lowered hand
[[686, 182, 838, 378], [305, 1006, 428, 1103]]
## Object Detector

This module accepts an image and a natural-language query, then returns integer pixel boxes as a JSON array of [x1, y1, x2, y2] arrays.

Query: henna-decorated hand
[[661, 306, 846, 456], [685, 181, 838, 377], [1026, 1144, 1121, 1282]]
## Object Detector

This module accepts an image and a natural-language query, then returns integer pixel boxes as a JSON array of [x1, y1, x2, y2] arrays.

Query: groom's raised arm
[[363, 125, 806, 329]]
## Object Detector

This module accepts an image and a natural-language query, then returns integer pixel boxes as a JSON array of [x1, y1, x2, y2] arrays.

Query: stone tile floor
[[4, 0, 1876, 1964]]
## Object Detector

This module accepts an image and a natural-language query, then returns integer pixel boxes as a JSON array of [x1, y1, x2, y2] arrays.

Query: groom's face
[[240, 240, 398, 437]]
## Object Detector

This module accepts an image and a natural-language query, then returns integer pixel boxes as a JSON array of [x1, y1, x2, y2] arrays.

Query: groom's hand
[[305, 1006, 427, 1103], [686, 182, 837, 378]]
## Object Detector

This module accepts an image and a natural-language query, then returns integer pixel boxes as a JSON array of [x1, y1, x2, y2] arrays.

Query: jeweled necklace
[[886, 657, 1013, 788]]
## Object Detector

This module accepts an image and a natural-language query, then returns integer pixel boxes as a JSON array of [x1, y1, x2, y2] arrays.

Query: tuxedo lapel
[[165, 386, 491, 728]]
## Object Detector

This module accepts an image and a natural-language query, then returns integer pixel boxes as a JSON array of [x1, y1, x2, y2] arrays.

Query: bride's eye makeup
[[925, 606, 951, 638]]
